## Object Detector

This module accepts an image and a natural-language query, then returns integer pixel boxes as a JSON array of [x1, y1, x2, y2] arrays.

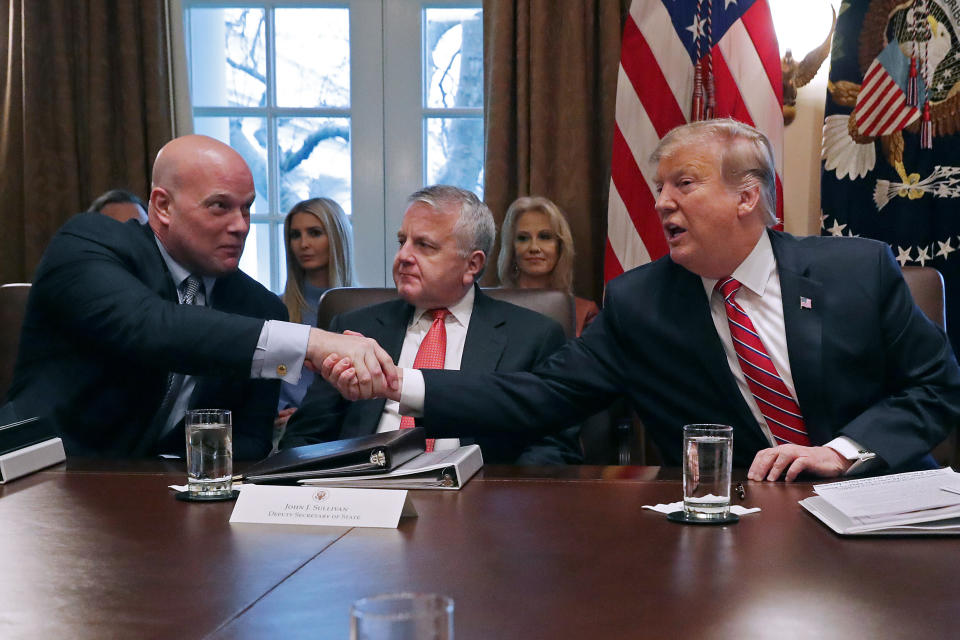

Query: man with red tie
[[280, 185, 581, 464], [324, 120, 960, 481]]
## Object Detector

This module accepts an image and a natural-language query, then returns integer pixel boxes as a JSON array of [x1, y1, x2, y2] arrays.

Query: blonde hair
[[651, 118, 777, 225], [497, 196, 575, 293], [281, 198, 356, 323]]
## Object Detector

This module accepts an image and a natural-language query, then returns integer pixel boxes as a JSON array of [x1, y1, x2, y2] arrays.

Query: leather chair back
[[901, 266, 957, 467], [0, 283, 31, 399], [902, 266, 946, 330], [316, 288, 396, 330], [317, 287, 576, 337]]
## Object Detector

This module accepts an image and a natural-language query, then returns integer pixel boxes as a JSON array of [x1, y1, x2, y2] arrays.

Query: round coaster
[[175, 490, 240, 503], [666, 510, 740, 525]]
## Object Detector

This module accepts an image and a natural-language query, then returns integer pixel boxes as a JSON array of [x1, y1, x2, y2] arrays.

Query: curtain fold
[[0, 0, 171, 283], [482, 0, 629, 300]]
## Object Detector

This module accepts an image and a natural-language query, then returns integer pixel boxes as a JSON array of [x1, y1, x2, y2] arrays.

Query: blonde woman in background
[[498, 196, 600, 336], [275, 197, 356, 440]]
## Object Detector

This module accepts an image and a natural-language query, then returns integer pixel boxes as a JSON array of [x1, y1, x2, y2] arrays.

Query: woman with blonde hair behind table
[[497, 196, 599, 336], [275, 197, 356, 441]]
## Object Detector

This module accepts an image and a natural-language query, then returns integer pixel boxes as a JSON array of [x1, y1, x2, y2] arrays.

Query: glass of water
[[682, 424, 733, 520], [185, 409, 233, 498], [350, 593, 454, 640]]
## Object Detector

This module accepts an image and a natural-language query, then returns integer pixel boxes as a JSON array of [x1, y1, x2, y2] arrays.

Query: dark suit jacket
[[4, 213, 285, 459], [280, 287, 582, 464], [419, 230, 960, 469]]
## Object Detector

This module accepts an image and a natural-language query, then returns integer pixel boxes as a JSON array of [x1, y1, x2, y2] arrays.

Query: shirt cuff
[[399, 368, 425, 417], [250, 320, 310, 382], [825, 436, 876, 476]]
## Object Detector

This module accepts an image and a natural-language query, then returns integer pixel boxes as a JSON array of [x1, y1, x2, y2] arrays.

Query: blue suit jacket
[[4, 213, 285, 459], [280, 287, 582, 464], [419, 230, 960, 469]]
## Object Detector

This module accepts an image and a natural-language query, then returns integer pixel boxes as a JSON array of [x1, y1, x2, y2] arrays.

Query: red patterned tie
[[716, 278, 810, 446], [400, 308, 450, 451]]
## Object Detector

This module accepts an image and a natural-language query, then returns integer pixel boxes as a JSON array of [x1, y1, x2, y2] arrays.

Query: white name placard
[[229, 484, 417, 528]]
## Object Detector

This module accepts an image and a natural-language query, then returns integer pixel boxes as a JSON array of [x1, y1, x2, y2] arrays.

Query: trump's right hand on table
[[305, 328, 398, 400]]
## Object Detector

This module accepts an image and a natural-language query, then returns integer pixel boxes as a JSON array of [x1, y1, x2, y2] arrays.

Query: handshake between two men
[[306, 328, 400, 401]]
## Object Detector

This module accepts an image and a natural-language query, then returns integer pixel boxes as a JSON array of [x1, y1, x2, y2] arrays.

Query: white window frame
[[167, 0, 483, 289]]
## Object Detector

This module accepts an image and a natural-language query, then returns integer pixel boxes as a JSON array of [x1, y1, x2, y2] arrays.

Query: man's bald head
[[148, 135, 256, 277], [150, 135, 250, 197]]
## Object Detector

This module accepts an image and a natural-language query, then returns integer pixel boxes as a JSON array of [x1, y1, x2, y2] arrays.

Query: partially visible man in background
[[88, 188, 148, 223]]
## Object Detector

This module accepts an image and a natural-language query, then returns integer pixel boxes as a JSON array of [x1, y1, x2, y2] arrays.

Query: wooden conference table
[[0, 460, 956, 639]]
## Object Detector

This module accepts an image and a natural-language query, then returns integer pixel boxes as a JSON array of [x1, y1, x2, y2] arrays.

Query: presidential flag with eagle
[[821, 0, 960, 356]]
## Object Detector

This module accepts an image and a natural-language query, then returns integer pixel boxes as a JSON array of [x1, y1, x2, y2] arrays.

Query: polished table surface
[[1, 460, 957, 639]]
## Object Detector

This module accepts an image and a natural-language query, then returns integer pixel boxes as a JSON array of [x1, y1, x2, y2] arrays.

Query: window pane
[[193, 116, 269, 214], [189, 8, 266, 108], [425, 117, 483, 197], [275, 8, 350, 108], [424, 8, 483, 109], [277, 117, 352, 215], [239, 222, 272, 289]]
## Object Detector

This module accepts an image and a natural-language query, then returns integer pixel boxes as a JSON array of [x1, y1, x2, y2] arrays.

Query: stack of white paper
[[800, 467, 960, 535]]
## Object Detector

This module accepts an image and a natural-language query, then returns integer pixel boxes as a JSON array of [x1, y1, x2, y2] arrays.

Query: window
[[171, 1, 484, 290]]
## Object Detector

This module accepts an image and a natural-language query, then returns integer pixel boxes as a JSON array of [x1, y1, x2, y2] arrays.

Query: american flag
[[605, 0, 784, 281], [854, 38, 927, 138]]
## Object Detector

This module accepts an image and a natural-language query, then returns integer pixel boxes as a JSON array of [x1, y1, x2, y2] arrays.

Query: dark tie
[[716, 278, 810, 446], [400, 308, 450, 452], [179, 274, 202, 305]]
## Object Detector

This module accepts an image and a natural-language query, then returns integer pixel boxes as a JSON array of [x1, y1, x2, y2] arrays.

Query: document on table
[[799, 467, 960, 535]]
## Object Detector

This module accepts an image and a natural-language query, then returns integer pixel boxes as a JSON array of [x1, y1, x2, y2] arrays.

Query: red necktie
[[400, 308, 450, 451], [716, 278, 810, 446]]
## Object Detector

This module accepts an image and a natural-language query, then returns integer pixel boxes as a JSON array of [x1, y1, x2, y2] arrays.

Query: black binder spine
[[0, 416, 58, 457]]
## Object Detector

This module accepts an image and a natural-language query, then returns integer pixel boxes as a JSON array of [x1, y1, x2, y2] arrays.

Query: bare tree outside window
[[217, 9, 352, 213], [425, 9, 484, 196]]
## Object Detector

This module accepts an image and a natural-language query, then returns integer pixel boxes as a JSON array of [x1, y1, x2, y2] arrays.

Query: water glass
[[350, 593, 454, 640], [185, 409, 233, 497], [682, 424, 733, 519]]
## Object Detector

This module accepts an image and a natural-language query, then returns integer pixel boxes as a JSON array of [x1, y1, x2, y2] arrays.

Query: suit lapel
[[670, 265, 763, 434], [137, 224, 179, 302], [133, 226, 182, 454], [460, 288, 507, 371], [376, 299, 413, 360], [769, 231, 826, 442]]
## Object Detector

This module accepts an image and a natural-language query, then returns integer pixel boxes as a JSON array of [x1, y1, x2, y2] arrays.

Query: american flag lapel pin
[[800, 296, 813, 310]]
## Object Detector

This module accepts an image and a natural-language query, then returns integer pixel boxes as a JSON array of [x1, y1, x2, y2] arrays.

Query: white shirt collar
[[153, 235, 217, 298], [410, 285, 475, 329], [701, 231, 775, 299]]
